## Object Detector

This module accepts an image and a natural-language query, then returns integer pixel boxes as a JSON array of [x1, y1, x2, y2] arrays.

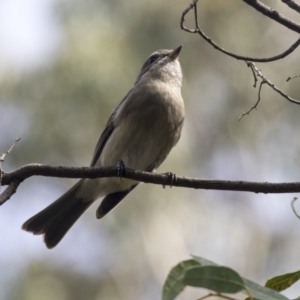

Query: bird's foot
[[163, 172, 177, 188], [116, 160, 126, 180]]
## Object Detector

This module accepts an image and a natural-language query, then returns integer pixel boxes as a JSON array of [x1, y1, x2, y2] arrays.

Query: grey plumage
[[22, 46, 185, 248]]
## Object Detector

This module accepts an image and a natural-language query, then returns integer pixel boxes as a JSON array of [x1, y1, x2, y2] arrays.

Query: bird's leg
[[116, 160, 126, 180]]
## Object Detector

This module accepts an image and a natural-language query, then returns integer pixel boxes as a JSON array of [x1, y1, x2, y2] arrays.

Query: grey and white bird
[[22, 45, 185, 248]]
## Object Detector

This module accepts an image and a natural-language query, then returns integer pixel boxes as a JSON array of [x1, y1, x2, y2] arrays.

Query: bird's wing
[[96, 184, 138, 219], [90, 89, 132, 167]]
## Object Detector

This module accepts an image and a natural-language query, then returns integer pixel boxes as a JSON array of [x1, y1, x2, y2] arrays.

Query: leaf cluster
[[163, 256, 300, 300]]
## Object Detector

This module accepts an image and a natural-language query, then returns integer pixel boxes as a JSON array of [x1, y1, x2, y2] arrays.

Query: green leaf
[[191, 256, 289, 300], [265, 270, 300, 292], [162, 259, 200, 300], [183, 265, 246, 294], [163, 256, 290, 300], [243, 278, 289, 300], [191, 255, 218, 267]]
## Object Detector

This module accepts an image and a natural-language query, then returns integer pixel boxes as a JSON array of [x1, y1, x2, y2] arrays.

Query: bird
[[22, 45, 185, 249]]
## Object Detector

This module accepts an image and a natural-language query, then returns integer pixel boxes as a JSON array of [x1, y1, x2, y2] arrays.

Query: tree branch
[[0, 180, 21, 205], [0, 138, 20, 162], [2, 163, 300, 205], [243, 0, 300, 34], [180, 0, 300, 63], [247, 61, 300, 104], [239, 79, 265, 120], [180, 0, 300, 118], [239, 61, 300, 119], [0, 138, 21, 204], [282, 0, 300, 14], [286, 73, 300, 81]]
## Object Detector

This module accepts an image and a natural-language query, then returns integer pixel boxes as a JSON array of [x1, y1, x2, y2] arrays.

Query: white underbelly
[[76, 177, 137, 201]]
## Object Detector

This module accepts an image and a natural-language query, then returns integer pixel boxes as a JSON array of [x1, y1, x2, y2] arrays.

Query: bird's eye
[[148, 55, 159, 65]]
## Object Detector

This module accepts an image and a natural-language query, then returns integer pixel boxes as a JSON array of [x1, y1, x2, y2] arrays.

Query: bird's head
[[135, 45, 183, 86]]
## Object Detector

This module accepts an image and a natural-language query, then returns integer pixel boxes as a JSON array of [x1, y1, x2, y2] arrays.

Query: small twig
[[0, 138, 21, 195], [248, 61, 258, 88], [282, 0, 300, 14], [180, 0, 198, 33], [0, 138, 21, 162], [291, 197, 300, 219], [195, 293, 213, 300], [239, 79, 265, 121], [180, 0, 300, 63], [286, 74, 300, 81], [196, 293, 239, 300], [193, 1, 199, 29], [248, 62, 300, 105], [239, 61, 300, 119]]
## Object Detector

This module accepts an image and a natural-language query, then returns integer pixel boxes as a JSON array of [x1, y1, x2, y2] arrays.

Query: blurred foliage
[[1, 0, 300, 300]]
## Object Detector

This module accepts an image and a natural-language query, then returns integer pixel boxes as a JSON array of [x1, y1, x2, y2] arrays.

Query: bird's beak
[[169, 45, 182, 60]]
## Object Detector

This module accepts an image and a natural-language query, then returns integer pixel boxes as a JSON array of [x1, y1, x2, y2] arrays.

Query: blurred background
[[1, 0, 300, 299]]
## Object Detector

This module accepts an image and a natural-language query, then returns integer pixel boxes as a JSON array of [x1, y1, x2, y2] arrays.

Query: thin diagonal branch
[[286, 74, 300, 81], [243, 0, 300, 34], [0, 138, 20, 162], [282, 0, 300, 13]]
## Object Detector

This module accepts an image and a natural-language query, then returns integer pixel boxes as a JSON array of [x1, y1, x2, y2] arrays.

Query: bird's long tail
[[22, 180, 93, 249]]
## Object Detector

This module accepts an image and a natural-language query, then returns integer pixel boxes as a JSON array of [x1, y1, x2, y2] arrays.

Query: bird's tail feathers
[[22, 180, 93, 248]]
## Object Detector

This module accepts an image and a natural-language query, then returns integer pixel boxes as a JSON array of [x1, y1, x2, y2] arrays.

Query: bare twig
[[180, 0, 198, 33], [286, 74, 300, 81], [291, 197, 300, 219], [196, 292, 251, 300], [196, 293, 239, 300], [248, 62, 258, 88], [282, 0, 300, 13], [240, 61, 300, 119], [2, 163, 300, 203], [0, 138, 20, 162], [243, 0, 300, 34], [0, 138, 21, 196], [180, 0, 300, 63], [247, 61, 300, 105], [239, 79, 265, 121]]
